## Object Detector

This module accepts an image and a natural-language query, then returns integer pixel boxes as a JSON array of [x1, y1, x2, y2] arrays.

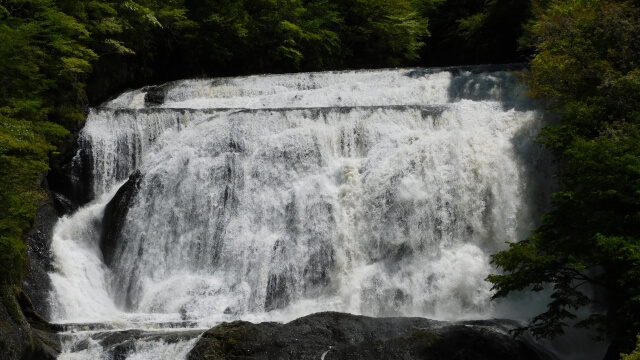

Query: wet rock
[[22, 193, 59, 318], [0, 287, 60, 360], [47, 133, 94, 207], [51, 192, 78, 216], [101, 170, 143, 266], [1, 177, 64, 360], [144, 85, 166, 106], [188, 312, 554, 360]]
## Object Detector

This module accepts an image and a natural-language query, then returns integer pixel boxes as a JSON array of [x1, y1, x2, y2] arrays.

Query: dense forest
[[1, 0, 639, 359]]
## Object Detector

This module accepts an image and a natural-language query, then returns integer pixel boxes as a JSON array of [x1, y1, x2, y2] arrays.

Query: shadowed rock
[[144, 85, 166, 106], [0, 287, 61, 360], [188, 312, 555, 360], [101, 170, 143, 266]]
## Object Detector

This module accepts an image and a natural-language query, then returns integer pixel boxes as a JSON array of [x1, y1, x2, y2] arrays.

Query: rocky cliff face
[[0, 185, 64, 360], [188, 312, 555, 360], [22, 192, 58, 319], [0, 286, 60, 360]]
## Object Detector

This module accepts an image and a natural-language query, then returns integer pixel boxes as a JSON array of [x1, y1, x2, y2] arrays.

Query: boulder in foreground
[[188, 312, 554, 360]]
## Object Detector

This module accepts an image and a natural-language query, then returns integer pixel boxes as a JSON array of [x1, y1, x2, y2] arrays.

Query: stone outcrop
[[0, 286, 60, 360], [144, 85, 167, 106], [1, 188, 63, 360], [21, 193, 58, 319], [100, 170, 143, 266], [47, 132, 94, 208], [188, 312, 555, 360]]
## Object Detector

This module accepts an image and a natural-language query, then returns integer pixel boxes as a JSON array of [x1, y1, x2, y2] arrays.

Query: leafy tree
[[78, 0, 198, 102], [0, 0, 95, 284], [487, 0, 640, 357], [334, 0, 429, 68], [217, 0, 343, 72], [420, 0, 531, 66], [152, 0, 430, 79]]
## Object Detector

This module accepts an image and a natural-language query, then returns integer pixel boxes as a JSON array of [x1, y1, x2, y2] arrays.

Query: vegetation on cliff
[[487, 0, 640, 357], [0, 0, 92, 286]]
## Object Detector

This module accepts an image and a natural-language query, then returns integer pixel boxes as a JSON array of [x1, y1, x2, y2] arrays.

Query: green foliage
[[235, 0, 344, 70], [622, 335, 640, 360], [420, 0, 531, 66], [334, 0, 429, 68], [0, 115, 55, 285], [0, 0, 87, 285], [173, 0, 430, 75], [488, 0, 640, 354]]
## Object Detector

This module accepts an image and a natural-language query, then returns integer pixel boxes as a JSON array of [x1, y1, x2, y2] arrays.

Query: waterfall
[[48, 66, 559, 358]]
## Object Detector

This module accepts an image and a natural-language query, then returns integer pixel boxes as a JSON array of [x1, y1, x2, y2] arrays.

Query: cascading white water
[[48, 67, 560, 358]]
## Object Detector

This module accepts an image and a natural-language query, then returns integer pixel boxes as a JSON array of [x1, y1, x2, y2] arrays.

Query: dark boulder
[[21, 191, 59, 319], [144, 85, 166, 106], [188, 312, 555, 360], [47, 132, 94, 208], [0, 287, 60, 360], [1, 178, 65, 360], [101, 170, 143, 266]]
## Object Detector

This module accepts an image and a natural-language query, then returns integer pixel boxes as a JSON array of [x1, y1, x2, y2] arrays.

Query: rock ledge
[[188, 312, 555, 360]]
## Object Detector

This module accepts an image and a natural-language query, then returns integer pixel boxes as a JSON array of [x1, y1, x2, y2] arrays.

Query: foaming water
[[57, 332, 200, 360], [98, 102, 540, 322], [49, 185, 124, 322], [49, 67, 565, 358]]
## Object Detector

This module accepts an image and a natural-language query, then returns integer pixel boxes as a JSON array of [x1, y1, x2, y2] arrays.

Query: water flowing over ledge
[[47, 66, 574, 359]]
